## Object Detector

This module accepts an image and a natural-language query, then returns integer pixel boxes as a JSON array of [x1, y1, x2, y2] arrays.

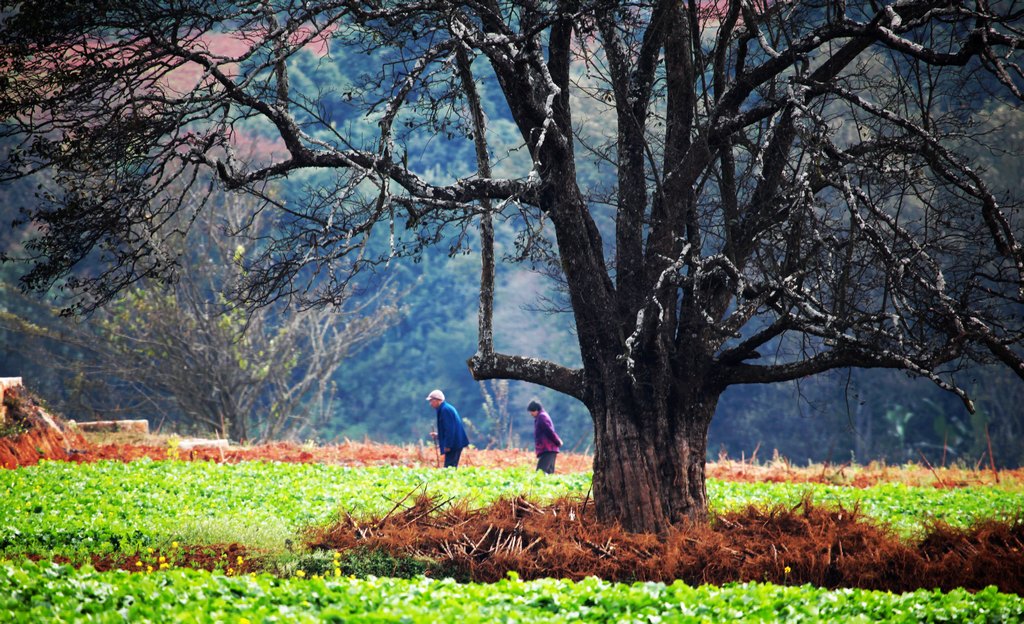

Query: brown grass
[[303, 493, 1024, 593]]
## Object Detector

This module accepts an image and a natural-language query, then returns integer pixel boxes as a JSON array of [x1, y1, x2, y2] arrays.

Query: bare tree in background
[[8, 191, 401, 441], [479, 379, 515, 449], [108, 191, 399, 441], [2, 1, 1023, 532]]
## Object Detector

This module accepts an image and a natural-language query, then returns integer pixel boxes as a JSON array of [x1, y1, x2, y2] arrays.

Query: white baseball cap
[[425, 389, 445, 401]]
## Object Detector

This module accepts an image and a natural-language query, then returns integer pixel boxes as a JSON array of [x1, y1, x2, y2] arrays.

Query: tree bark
[[589, 371, 718, 534]]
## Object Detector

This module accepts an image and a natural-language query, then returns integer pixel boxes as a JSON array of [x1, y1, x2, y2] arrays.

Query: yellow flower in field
[[227, 568, 234, 576], [146, 566, 153, 573], [159, 563, 169, 570], [295, 570, 306, 578], [334, 551, 340, 559], [135, 561, 142, 567], [158, 556, 166, 563], [334, 568, 341, 577], [146, 547, 154, 554], [237, 555, 244, 565], [239, 619, 251, 624], [172, 541, 179, 549], [784, 566, 792, 575]]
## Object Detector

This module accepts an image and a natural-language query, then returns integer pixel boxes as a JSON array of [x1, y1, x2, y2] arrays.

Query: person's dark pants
[[443, 447, 463, 468], [536, 451, 557, 474]]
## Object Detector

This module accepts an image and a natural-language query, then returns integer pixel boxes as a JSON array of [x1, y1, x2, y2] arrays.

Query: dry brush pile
[[305, 492, 1024, 594]]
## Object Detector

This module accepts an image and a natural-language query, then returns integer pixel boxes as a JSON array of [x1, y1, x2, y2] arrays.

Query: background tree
[[2, 1, 1023, 533], [86, 192, 401, 441], [479, 379, 516, 449], [5, 190, 401, 441]]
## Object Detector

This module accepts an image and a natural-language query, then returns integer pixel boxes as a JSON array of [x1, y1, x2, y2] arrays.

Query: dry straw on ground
[[303, 492, 1024, 593]]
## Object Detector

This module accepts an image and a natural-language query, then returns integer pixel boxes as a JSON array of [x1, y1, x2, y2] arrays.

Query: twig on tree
[[986, 424, 1000, 484], [917, 449, 946, 488]]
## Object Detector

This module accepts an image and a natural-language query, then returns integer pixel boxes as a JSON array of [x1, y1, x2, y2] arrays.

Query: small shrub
[[337, 547, 429, 579], [285, 549, 337, 577], [0, 394, 28, 438]]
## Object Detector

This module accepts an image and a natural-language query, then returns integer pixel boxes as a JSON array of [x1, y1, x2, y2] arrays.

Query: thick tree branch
[[467, 351, 585, 401]]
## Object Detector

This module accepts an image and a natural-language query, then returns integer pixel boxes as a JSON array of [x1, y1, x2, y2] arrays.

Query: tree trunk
[[590, 377, 718, 534]]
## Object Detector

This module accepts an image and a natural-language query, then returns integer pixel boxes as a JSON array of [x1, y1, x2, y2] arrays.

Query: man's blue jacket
[[436, 401, 470, 452]]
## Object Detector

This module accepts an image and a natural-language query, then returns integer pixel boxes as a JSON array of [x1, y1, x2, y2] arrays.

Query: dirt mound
[[0, 386, 90, 469], [304, 494, 1024, 594]]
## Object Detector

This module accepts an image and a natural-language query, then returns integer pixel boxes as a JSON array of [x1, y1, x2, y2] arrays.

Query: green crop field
[[3, 561, 1023, 623], [3, 460, 1022, 553], [2, 460, 1023, 622]]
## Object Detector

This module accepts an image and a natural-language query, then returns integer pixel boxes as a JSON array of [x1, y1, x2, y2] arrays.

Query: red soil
[[34, 542, 261, 576], [0, 386, 90, 469], [74, 439, 598, 472], [32, 437, 1024, 488]]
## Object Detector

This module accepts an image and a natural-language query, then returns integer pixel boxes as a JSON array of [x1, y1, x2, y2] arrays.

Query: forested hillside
[[2, 11, 1022, 467]]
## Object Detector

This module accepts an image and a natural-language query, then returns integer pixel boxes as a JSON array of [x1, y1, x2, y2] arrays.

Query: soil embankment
[[0, 385, 89, 469]]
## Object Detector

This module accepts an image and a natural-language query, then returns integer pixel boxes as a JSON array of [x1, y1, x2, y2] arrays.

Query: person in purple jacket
[[528, 399, 563, 474]]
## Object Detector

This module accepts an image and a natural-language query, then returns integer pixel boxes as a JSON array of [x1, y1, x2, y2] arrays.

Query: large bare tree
[[2, 1, 1023, 532]]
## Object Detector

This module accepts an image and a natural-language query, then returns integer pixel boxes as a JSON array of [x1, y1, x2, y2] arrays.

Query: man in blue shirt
[[426, 389, 469, 468]]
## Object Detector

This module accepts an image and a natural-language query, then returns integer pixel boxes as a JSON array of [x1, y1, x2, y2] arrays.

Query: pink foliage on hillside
[[163, 23, 336, 95]]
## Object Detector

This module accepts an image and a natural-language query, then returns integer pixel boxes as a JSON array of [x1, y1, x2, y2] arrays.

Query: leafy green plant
[[335, 547, 429, 579], [277, 549, 336, 578], [2, 560, 1023, 623]]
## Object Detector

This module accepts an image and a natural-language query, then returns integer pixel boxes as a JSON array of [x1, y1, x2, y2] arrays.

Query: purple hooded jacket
[[533, 409, 563, 456]]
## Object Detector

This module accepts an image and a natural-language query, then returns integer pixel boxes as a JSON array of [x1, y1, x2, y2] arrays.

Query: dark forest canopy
[[2, 1, 1023, 532]]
